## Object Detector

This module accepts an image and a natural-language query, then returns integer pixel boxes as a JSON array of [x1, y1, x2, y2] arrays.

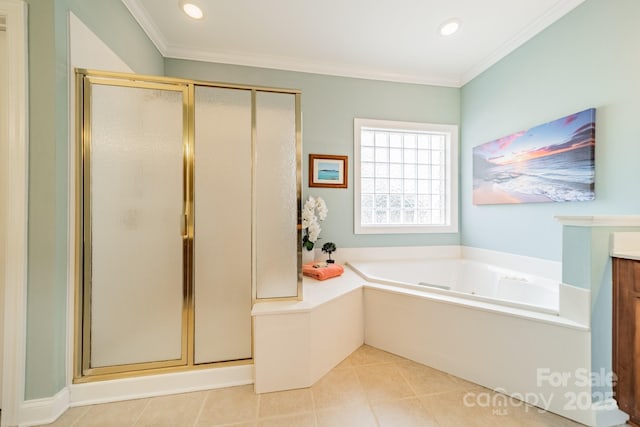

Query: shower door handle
[[181, 213, 188, 239]]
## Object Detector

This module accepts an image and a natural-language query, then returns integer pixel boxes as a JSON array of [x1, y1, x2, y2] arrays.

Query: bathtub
[[345, 254, 593, 425], [347, 258, 559, 315]]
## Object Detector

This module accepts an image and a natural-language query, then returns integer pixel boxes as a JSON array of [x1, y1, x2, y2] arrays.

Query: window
[[354, 118, 458, 234]]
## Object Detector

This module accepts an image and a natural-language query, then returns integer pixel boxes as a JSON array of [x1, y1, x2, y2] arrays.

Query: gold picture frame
[[309, 154, 348, 188]]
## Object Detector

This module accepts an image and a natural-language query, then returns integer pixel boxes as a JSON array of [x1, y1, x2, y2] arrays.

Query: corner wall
[[24, 0, 162, 400], [460, 0, 640, 261]]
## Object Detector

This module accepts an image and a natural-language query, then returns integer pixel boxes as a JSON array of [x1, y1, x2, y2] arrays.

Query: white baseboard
[[19, 365, 253, 426], [19, 387, 70, 427], [592, 398, 629, 427], [70, 364, 253, 406]]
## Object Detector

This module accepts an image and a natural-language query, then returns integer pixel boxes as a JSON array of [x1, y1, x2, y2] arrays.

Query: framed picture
[[473, 108, 595, 205], [309, 154, 348, 188]]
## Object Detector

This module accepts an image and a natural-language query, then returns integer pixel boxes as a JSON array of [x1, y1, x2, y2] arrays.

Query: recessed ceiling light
[[439, 18, 461, 36], [179, 1, 204, 20]]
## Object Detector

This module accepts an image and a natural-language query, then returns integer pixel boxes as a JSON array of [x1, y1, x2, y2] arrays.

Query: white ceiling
[[123, 0, 584, 87]]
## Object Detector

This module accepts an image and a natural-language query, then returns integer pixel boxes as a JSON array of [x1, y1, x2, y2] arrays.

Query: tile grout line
[[191, 389, 210, 427], [68, 403, 92, 427], [378, 358, 444, 427], [395, 359, 420, 399], [130, 398, 153, 427], [255, 390, 261, 424], [351, 360, 382, 426], [309, 377, 320, 427]]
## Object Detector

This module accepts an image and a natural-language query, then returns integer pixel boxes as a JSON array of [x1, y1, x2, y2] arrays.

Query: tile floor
[[39, 345, 586, 427]]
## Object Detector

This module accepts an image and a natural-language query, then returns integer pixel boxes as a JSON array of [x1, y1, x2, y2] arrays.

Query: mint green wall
[[165, 59, 461, 249], [26, 0, 65, 400], [25, 0, 162, 400], [66, 0, 163, 74], [460, 0, 640, 261], [462, 0, 640, 401]]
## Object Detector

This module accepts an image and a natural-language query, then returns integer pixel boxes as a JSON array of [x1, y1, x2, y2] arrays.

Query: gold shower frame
[[74, 69, 302, 383]]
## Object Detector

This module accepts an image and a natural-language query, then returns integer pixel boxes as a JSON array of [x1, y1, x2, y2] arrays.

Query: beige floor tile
[[347, 345, 405, 366], [316, 404, 378, 427], [534, 410, 586, 427], [371, 397, 438, 427], [334, 356, 353, 369], [34, 344, 587, 427], [222, 423, 258, 427], [196, 385, 258, 427], [256, 412, 316, 427], [258, 388, 314, 418], [36, 406, 91, 427], [134, 391, 207, 427], [355, 363, 415, 403], [396, 359, 475, 396], [73, 398, 150, 427], [450, 373, 484, 390], [419, 389, 498, 427], [311, 367, 367, 410], [501, 403, 587, 427]]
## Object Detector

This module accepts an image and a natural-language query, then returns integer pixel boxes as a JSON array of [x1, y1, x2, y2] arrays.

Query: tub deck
[[252, 259, 592, 425]]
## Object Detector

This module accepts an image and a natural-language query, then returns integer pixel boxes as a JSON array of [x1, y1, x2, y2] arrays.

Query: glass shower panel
[[193, 86, 252, 363], [255, 91, 298, 299], [89, 83, 185, 368]]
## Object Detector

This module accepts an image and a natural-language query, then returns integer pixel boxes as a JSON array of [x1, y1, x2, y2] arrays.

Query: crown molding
[[460, 0, 586, 85], [163, 44, 462, 87], [121, 0, 169, 55], [123, 0, 584, 88]]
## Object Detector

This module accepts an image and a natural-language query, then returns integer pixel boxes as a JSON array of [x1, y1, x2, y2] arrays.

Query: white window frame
[[354, 118, 458, 234]]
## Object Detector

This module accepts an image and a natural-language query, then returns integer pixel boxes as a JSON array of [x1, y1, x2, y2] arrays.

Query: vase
[[302, 248, 315, 265]]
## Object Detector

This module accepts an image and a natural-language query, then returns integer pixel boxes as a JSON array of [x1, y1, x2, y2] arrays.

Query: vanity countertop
[[612, 250, 640, 261], [611, 232, 640, 261]]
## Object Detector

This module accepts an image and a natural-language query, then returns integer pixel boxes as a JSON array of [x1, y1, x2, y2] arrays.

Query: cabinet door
[[613, 258, 640, 425]]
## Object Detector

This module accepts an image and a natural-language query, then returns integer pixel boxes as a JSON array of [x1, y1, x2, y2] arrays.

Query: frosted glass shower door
[[86, 81, 187, 371], [255, 91, 299, 299], [193, 86, 252, 363]]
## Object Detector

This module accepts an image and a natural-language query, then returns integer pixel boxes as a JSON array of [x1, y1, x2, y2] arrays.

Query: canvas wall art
[[473, 108, 595, 205]]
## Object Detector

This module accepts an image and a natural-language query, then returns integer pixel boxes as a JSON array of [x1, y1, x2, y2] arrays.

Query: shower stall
[[74, 70, 301, 382]]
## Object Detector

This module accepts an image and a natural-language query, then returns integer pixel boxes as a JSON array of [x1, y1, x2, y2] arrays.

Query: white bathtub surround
[[348, 259, 562, 315], [334, 245, 563, 280], [461, 246, 562, 281], [364, 286, 591, 425], [252, 269, 364, 393], [560, 283, 591, 326], [330, 245, 461, 264], [349, 257, 590, 329], [252, 246, 596, 425]]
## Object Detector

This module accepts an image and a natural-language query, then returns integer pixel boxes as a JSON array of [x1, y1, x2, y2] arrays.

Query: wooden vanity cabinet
[[612, 257, 640, 426]]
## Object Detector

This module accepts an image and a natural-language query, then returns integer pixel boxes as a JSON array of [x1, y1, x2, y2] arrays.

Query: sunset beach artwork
[[473, 108, 595, 205]]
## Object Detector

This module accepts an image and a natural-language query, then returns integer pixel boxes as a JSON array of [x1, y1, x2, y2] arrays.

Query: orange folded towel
[[303, 262, 344, 281]]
